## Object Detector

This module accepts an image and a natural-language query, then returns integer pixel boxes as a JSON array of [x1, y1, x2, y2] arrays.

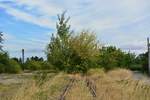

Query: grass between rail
[[0, 69, 150, 100]]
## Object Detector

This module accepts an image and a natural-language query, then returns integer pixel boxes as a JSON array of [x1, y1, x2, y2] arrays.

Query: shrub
[[25, 61, 42, 70], [0, 53, 22, 73], [98, 46, 136, 71], [6, 59, 22, 73], [46, 12, 101, 73], [0, 63, 5, 73], [47, 12, 72, 71], [67, 31, 100, 73], [47, 30, 101, 73], [40, 61, 54, 70], [0, 52, 9, 65], [107, 69, 133, 81], [23, 60, 55, 71], [87, 68, 105, 78]]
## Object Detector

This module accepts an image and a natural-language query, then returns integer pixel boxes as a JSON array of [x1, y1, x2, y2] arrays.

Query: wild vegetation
[[0, 12, 148, 74], [0, 12, 150, 100], [0, 69, 150, 100]]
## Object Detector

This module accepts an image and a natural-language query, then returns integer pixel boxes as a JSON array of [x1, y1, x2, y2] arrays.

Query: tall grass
[[2, 72, 69, 100], [1, 69, 150, 100], [65, 80, 93, 100], [94, 69, 150, 100]]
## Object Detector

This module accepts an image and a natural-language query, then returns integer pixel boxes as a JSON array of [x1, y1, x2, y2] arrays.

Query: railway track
[[59, 76, 97, 100], [85, 78, 97, 98], [59, 78, 76, 100]]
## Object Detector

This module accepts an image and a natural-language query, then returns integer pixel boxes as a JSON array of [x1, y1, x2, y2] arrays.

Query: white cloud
[[67, 0, 150, 32], [0, 0, 150, 55], [1, 0, 149, 31], [0, 3, 56, 29], [3, 32, 15, 40], [14, 0, 62, 15]]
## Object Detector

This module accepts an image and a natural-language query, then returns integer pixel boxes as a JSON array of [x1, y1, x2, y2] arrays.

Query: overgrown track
[[85, 78, 97, 98], [59, 78, 76, 100], [59, 76, 97, 100]]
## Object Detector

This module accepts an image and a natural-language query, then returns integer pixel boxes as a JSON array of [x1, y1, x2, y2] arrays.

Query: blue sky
[[0, 0, 150, 58]]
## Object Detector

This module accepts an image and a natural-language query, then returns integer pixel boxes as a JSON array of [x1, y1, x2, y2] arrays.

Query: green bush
[[0, 53, 22, 73], [0, 52, 9, 64], [25, 61, 42, 70], [128, 64, 143, 71], [40, 61, 54, 70], [23, 60, 55, 71], [0, 63, 5, 73], [47, 31, 100, 73], [98, 46, 136, 71], [6, 60, 22, 73], [66, 31, 100, 73], [46, 12, 101, 73], [87, 68, 105, 77]]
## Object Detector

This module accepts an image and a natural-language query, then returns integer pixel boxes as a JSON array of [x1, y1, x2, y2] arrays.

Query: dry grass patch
[[107, 69, 133, 81], [87, 68, 105, 80], [65, 80, 93, 100], [11, 72, 70, 100], [95, 69, 150, 100], [1, 69, 150, 100]]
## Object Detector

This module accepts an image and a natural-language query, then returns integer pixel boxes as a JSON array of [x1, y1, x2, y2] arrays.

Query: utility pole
[[22, 49, 25, 64], [147, 38, 150, 75]]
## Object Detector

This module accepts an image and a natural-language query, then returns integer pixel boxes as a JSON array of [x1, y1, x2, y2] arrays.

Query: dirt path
[[132, 71, 150, 84], [0, 73, 33, 85]]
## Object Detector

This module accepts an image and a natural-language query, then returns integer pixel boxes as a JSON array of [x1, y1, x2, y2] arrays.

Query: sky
[[0, 0, 150, 59]]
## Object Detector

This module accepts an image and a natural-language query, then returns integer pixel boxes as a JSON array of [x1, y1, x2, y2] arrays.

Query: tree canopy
[[46, 12, 100, 73], [0, 13, 148, 74]]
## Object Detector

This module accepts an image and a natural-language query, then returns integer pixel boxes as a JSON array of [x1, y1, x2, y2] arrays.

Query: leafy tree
[[122, 52, 136, 68], [7, 59, 22, 73], [99, 46, 120, 70], [26, 56, 44, 62], [24, 57, 53, 71], [25, 60, 42, 70], [31, 56, 44, 61], [47, 12, 100, 73], [98, 46, 136, 70], [135, 52, 148, 72], [0, 53, 22, 73], [12, 57, 22, 63], [68, 31, 100, 73], [0, 32, 22, 73], [56, 11, 71, 41], [47, 12, 72, 71]]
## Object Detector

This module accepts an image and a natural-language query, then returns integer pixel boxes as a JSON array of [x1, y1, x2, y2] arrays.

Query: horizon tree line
[[0, 12, 149, 74]]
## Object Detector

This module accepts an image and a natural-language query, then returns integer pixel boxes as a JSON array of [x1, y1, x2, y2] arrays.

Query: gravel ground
[[0, 72, 33, 85], [0, 71, 150, 85], [132, 71, 150, 84]]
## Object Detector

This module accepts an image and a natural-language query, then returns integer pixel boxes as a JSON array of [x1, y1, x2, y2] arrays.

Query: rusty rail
[[85, 78, 97, 98], [59, 78, 75, 100]]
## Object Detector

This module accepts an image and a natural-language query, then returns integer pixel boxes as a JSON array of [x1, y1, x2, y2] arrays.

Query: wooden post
[[147, 38, 150, 75], [22, 49, 25, 64]]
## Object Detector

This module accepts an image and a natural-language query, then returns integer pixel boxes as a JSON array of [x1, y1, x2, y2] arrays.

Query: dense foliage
[[67, 32, 100, 73], [46, 12, 147, 73], [20, 56, 52, 71], [47, 12, 72, 71], [47, 13, 100, 73], [135, 52, 148, 72], [26, 56, 44, 62], [98, 46, 137, 70], [0, 13, 149, 74], [0, 53, 21, 73]]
